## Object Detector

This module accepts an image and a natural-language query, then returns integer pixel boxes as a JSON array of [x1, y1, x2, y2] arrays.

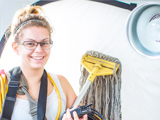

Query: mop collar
[[14, 19, 45, 34]]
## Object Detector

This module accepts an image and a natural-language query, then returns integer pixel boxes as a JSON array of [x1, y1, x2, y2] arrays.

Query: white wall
[[0, 0, 150, 40]]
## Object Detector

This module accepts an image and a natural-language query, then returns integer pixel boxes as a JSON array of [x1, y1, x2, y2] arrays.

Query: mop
[[74, 50, 122, 120]]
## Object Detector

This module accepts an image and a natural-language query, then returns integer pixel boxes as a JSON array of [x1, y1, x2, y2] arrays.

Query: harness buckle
[[8, 80, 19, 87], [29, 106, 37, 116], [5, 96, 16, 102]]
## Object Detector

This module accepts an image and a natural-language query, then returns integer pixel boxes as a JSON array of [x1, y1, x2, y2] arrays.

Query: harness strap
[[20, 72, 48, 120], [37, 69, 47, 120], [1, 67, 48, 120], [1, 67, 21, 120], [90, 0, 137, 11], [17, 74, 29, 95], [20, 86, 38, 120]]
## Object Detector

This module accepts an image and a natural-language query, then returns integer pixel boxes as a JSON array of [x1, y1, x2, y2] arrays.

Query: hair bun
[[11, 5, 43, 27], [27, 6, 42, 15], [13, 5, 42, 21]]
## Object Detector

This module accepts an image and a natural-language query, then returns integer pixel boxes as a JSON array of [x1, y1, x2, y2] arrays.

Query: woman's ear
[[12, 42, 19, 55]]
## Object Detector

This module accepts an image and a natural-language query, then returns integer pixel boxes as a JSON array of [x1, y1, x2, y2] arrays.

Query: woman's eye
[[25, 42, 35, 46], [42, 42, 49, 45], [28, 42, 34, 45]]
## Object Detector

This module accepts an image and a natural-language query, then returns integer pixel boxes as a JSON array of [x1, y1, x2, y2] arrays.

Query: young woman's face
[[14, 26, 51, 70]]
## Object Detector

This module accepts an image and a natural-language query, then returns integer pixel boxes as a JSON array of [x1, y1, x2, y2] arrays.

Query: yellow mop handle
[[73, 65, 101, 106], [86, 63, 102, 83]]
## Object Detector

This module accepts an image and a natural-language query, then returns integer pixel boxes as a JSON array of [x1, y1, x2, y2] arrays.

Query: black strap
[[32, 0, 137, 11], [90, 0, 137, 11], [37, 69, 48, 120], [0, 34, 6, 58], [1, 67, 21, 120], [1, 67, 48, 120]]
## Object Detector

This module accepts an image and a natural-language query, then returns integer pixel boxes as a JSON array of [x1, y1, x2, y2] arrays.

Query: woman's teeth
[[32, 56, 44, 60]]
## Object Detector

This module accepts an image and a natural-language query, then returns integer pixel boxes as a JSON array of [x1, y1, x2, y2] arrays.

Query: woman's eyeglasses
[[18, 41, 53, 50]]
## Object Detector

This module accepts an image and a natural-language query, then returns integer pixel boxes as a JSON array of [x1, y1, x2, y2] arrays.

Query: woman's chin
[[30, 64, 45, 70]]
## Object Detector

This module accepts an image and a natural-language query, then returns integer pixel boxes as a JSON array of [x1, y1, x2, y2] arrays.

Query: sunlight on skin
[[0, 39, 20, 72]]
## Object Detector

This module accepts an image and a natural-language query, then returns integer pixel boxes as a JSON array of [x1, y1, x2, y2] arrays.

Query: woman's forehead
[[20, 26, 50, 41], [22, 38, 50, 42]]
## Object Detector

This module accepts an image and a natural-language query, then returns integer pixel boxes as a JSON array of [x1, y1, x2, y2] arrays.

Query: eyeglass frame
[[17, 40, 53, 50]]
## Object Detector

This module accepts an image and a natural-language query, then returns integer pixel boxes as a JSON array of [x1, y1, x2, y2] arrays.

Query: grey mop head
[[80, 50, 122, 120], [85, 50, 121, 67]]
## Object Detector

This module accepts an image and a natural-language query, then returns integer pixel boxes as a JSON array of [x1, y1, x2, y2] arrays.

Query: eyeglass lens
[[23, 41, 53, 49]]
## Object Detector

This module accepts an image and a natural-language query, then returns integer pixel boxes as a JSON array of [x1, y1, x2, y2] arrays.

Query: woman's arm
[[57, 75, 87, 120], [57, 75, 77, 108]]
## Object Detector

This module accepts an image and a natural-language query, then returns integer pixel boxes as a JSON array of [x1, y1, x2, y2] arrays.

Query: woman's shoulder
[[57, 75, 69, 86], [48, 73, 68, 93], [56, 74, 71, 96], [51, 74, 77, 108], [48, 73, 67, 85]]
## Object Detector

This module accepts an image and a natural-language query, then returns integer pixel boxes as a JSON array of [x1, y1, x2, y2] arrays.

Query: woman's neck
[[20, 66, 44, 85]]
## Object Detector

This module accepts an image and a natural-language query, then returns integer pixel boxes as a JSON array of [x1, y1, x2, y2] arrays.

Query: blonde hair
[[9, 5, 53, 42]]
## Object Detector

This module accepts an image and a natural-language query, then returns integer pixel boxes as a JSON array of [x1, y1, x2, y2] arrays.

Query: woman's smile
[[16, 26, 51, 69], [30, 56, 45, 60]]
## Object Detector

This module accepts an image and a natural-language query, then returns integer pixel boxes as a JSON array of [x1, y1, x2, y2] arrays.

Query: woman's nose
[[34, 43, 43, 52]]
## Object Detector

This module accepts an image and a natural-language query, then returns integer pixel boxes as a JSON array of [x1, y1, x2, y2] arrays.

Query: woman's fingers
[[62, 113, 67, 119], [62, 109, 73, 120], [66, 109, 73, 120], [62, 106, 88, 120], [74, 111, 81, 120], [83, 114, 88, 120], [70, 105, 78, 111]]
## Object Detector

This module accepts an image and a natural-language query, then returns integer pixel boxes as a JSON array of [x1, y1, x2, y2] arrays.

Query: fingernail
[[73, 111, 76, 115]]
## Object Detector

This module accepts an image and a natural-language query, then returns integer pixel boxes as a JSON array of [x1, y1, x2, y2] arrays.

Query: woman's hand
[[62, 106, 87, 120]]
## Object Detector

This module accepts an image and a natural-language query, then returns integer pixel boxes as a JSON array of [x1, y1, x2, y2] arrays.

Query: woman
[[1, 5, 87, 120]]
